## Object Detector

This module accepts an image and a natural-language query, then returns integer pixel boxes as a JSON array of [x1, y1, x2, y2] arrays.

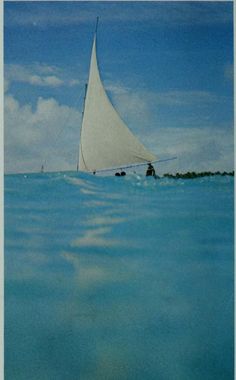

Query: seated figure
[[146, 163, 156, 177]]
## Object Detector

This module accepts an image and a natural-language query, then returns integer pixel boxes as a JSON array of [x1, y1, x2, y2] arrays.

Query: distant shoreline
[[4, 170, 235, 178], [163, 171, 234, 179]]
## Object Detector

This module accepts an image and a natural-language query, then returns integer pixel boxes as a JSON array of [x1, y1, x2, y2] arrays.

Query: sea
[[4, 172, 234, 380]]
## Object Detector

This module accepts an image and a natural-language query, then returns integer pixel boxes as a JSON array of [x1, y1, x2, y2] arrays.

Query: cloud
[[105, 81, 152, 130], [142, 126, 234, 174], [4, 63, 80, 90], [107, 82, 229, 131], [30, 74, 63, 87], [154, 91, 226, 107], [68, 79, 81, 87], [4, 85, 233, 174], [107, 82, 226, 109], [105, 82, 130, 96], [4, 2, 232, 28], [4, 94, 81, 173], [104, 82, 233, 173]]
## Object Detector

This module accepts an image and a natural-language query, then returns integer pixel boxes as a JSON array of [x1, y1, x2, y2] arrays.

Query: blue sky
[[4, 1, 234, 174]]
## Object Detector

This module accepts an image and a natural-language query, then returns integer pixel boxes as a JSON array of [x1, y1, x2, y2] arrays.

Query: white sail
[[79, 34, 156, 172]]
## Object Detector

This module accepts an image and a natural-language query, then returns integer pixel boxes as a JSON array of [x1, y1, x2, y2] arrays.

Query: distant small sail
[[79, 33, 156, 173]]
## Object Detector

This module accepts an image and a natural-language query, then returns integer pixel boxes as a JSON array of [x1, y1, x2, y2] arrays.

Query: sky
[[4, 1, 234, 174]]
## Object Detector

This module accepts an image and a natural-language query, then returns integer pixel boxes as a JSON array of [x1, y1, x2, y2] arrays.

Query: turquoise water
[[5, 172, 234, 380]]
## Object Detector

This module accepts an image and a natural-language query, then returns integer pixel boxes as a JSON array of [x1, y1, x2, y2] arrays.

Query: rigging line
[[89, 157, 178, 173]]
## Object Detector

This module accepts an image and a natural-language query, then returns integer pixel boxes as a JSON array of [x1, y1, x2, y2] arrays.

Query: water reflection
[[71, 226, 121, 248]]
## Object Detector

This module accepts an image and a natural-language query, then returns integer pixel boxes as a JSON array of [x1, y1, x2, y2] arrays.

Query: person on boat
[[115, 171, 126, 176], [146, 163, 156, 177]]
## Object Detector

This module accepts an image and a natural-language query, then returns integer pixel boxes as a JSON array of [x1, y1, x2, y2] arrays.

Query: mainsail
[[79, 31, 156, 173]]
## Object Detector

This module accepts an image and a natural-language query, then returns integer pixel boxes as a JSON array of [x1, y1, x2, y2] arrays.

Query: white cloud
[[68, 79, 81, 87], [107, 83, 228, 131], [4, 63, 80, 90], [105, 83, 233, 173], [154, 90, 226, 107], [4, 95, 81, 173], [4, 86, 233, 174], [105, 82, 129, 96], [105, 82, 152, 130], [26, 74, 63, 86], [43, 75, 64, 86], [142, 126, 234, 174], [34, 63, 58, 75], [29, 74, 44, 86], [108, 83, 226, 111]]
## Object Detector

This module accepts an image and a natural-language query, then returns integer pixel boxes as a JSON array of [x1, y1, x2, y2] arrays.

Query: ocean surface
[[5, 172, 234, 380]]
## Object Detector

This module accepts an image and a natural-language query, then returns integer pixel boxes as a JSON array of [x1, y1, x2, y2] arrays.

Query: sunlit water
[[5, 172, 234, 380]]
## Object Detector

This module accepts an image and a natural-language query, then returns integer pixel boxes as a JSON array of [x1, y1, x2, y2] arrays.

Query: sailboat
[[78, 19, 172, 176]]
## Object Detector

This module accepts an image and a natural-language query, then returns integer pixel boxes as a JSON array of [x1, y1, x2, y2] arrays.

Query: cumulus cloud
[[4, 85, 233, 174], [142, 126, 234, 174], [105, 83, 233, 173], [29, 74, 63, 87], [4, 95, 81, 173], [4, 63, 80, 90]]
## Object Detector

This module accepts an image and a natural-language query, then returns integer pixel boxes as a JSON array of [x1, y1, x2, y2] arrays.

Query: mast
[[81, 83, 88, 120], [78, 83, 88, 171], [95, 16, 99, 34]]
